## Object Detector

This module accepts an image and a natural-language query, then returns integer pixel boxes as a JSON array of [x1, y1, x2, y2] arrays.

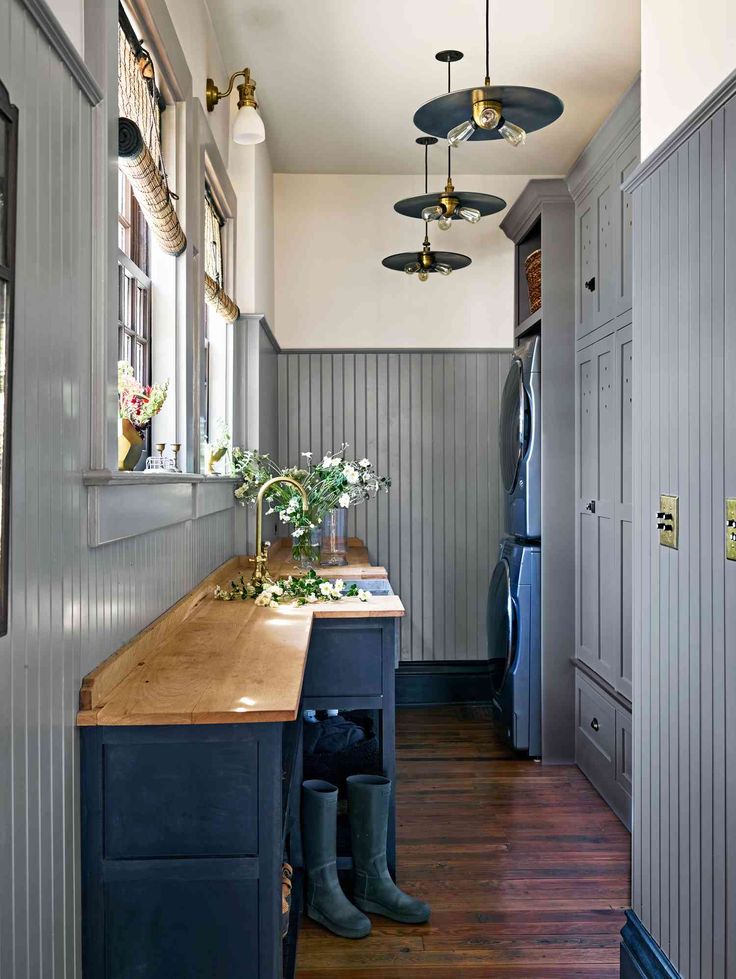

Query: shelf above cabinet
[[515, 308, 542, 338]]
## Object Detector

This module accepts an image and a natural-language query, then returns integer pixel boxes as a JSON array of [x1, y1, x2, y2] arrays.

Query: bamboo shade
[[203, 194, 239, 323], [204, 273, 239, 323], [118, 21, 186, 257]]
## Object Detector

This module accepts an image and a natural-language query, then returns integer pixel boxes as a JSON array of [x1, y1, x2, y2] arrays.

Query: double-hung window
[[202, 189, 238, 451], [118, 169, 150, 385]]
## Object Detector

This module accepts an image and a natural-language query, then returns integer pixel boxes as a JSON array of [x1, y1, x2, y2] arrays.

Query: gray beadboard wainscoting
[[0, 2, 246, 976], [278, 350, 510, 663], [625, 74, 736, 978]]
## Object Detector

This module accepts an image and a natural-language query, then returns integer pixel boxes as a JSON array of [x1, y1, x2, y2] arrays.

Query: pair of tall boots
[[302, 774, 430, 939]]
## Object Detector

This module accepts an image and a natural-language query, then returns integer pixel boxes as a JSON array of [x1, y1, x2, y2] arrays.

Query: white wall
[[162, 0, 230, 161], [274, 174, 541, 349], [46, 0, 84, 53], [641, 0, 736, 158], [163, 0, 275, 327]]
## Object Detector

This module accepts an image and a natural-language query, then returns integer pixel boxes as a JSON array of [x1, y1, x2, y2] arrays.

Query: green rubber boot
[[302, 780, 371, 939], [347, 774, 430, 924]]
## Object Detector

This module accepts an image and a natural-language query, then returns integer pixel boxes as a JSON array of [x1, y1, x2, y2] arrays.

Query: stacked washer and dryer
[[487, 335, 542, 757]]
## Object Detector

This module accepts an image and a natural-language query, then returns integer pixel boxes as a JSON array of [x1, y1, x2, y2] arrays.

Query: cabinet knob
[[585, 500, 596, 513], [590, 717, 600, 732], [585, 276, 596, 292]]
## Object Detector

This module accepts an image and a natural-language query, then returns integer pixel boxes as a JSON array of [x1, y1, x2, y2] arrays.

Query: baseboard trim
[[396, 661, 491, 706], [620, 911, 681, 978]]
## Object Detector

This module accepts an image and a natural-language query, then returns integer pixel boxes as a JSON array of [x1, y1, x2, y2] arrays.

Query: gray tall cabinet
[[501, 180, 576, 764], [567, 78, 639, 828]]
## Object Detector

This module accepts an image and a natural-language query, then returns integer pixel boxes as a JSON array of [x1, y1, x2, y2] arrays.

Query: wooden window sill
[[84, 470, 239, 546]]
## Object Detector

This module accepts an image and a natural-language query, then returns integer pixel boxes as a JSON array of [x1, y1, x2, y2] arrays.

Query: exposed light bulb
[[458, 206, 482, 224], [477, 104, 501, 129], [418, 270, 429, 282], [404, 262, 421, 275], [448, 119, 476, 147], [421, 205, 444, 222], [435, 264, 453, 276], [438, 214, 453, 231], [498, 118, 526, 147]]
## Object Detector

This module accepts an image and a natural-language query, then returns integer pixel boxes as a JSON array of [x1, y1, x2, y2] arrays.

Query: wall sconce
[[206, 68, 265, 146]]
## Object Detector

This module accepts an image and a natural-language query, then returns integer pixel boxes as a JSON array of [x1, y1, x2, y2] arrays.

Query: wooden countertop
[[77, 539, 402, 728]]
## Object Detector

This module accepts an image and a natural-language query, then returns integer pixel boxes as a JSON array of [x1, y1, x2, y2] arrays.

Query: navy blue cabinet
[[81, 614, 399, 979]]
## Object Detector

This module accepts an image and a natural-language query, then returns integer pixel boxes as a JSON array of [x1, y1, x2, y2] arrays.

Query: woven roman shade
[[118, 20, 186, 257], [203, 194, 239, 323]]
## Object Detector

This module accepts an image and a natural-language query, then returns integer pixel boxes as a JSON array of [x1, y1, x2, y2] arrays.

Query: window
[[201, 188, 235, 462], [0, 79, 17, 633], [118, 169, 150, 385]]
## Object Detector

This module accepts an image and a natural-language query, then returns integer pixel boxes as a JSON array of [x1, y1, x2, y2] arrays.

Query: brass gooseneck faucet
[[252, 476, 309, 584]]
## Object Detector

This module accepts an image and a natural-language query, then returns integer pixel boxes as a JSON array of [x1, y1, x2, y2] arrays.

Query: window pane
[[0, 281, 8, 520], [0, 118, 8, 269]]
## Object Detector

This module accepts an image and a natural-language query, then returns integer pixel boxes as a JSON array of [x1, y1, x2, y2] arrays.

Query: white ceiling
[[206, 0, 640, 175]]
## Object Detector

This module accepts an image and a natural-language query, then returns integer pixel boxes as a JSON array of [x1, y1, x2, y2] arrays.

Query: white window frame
[[83, 0, 239, 545]]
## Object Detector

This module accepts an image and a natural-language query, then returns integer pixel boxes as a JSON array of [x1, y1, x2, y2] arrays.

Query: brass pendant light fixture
[[394, 51, 506, 229], [413, 0, 563, 148], [382, 137, 471, 282]]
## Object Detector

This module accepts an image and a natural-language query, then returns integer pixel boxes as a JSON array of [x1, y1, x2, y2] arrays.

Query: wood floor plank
[[296, 704, 630, 978]]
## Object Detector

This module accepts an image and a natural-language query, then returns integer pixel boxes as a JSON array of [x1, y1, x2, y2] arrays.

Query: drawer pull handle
[[590, 717, 600, 732]]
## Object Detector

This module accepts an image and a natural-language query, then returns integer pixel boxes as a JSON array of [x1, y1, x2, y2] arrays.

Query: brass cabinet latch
[[727, 499, 736, 561], [658, 495, 679, 549]]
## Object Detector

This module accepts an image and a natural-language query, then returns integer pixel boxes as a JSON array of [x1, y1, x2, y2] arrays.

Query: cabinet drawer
[[303, 622, 384, 699], [575, 670, 631, 829], [576, 671, 615, 762], [615, 707, 633, 796]]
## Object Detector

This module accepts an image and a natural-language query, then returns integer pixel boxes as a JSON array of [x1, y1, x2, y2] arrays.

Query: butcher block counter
[[79, 538, 401, 979], [77, 538, 403, 727]]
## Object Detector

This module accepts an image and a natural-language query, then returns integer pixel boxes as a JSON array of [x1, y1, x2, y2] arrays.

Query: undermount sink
[[341, 578, 393, 596]]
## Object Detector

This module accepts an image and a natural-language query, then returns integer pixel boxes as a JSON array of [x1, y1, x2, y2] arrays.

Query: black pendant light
[[382, 136, 471, 281], [413, 0, 563, 147], [395, 51, 506, 228]]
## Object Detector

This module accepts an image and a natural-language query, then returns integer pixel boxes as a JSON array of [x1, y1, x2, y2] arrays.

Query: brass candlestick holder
[[170, 443, 181, 472]]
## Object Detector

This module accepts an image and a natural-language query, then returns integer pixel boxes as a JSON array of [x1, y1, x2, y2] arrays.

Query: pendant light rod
[[435, 50, 464, 94], [485, 0, 490, 85], [416, 135, 438, 234]]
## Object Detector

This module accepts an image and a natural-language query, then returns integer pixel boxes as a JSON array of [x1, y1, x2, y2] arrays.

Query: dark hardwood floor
[[296, 704, 630, 978]]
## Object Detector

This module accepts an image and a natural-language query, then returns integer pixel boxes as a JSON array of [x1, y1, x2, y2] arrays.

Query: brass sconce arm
[[206, 68, 258, 113]]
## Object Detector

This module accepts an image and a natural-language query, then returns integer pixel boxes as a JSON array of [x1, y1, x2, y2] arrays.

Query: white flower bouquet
[[231, 444, 390, 563]]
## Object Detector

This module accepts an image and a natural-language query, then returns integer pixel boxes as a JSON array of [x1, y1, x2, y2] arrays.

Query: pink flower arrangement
[[118, 361, 169, 435]]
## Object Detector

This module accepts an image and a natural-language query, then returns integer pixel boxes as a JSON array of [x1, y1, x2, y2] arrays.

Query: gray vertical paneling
[[0, 3, 244, 976], [631, 88, 736, 979], [278, 350, 510, 663]]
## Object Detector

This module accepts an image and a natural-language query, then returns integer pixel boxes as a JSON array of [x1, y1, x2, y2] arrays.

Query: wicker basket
[[524, 249, 542, 314]]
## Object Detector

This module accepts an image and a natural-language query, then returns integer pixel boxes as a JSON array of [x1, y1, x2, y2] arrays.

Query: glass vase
[[292, 527, 321, 569], [320, 508, 348, 566]]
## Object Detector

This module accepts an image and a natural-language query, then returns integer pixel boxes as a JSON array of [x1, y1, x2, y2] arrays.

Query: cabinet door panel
[[576, 333, 615, 681], [615, 326, 634, 698], [578, 512, 599, 662], [597, 345, 616, 497], [578, 354, 597, 501], [615, 135, 639, 316], [577, 194, 597, 338], [595, 175, 615, 329]]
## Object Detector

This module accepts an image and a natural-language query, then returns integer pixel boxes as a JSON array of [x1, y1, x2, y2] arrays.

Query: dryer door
[[499, 358, 529, 493], [487, 558, 517, 695]]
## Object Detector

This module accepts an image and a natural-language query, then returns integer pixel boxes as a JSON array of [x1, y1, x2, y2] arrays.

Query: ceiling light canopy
[[413, 1, 563, 148], [382, 136, 471, 282], [207, 68, 266, 145], [394, 110, 506, 228]]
